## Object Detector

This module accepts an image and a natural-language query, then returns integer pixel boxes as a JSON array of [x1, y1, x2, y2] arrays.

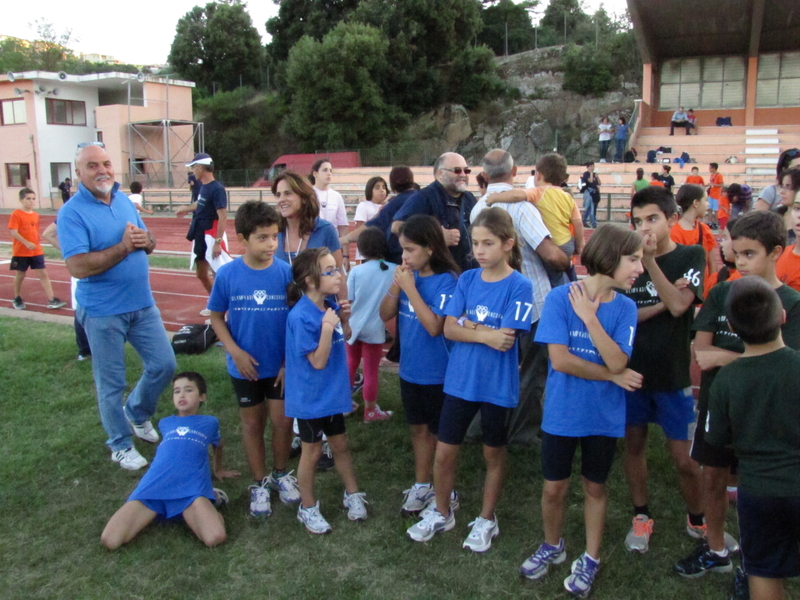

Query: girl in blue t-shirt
[[406, 208, 533, 553], [285, 247, 367, 534], [101, 372, 240, 550], [379, 215, 460, 515], [520, 224, 644, 598], [345, 227, 396, 422]]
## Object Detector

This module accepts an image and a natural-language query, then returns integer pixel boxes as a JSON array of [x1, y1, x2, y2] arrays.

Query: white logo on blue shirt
[[176, 427, 189, 436], [475, 305, 490, 322], [253, 290, 267, 305]]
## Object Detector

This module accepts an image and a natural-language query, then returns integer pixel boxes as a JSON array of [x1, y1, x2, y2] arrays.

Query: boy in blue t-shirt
[[622, 187, 707, 553], [208, 201, 298, 519], [101, 372, 240, 549], [705, 278, 800, 600]]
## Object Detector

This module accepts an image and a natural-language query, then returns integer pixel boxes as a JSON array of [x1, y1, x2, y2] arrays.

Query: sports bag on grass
[[172, 324, 218, 354]]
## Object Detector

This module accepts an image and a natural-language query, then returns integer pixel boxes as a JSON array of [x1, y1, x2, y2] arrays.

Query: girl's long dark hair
[[398, 215, 460, 275]]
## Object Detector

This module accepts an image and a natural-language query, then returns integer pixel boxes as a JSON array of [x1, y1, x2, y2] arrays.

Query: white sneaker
[[625, 514, 654, 552], [111, 447, 148, 470], [126, 417, 159, 444], [343, 491, 369, 521], [297, 501, 332, 534], [268, 470, 301, 504], [212, 488, 229, 509], [406, 508, 455, 542], [249, 479, 272, 518], [462, 515, 499, 552], [401, 485, 435, 515]]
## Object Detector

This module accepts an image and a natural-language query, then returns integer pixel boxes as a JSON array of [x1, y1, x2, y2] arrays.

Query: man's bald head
[[75, 144, 115, 201], [482, 149, 515, 183]]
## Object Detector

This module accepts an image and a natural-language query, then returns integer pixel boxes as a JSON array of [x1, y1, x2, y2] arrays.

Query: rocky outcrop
[[409, 46, 642, 165]]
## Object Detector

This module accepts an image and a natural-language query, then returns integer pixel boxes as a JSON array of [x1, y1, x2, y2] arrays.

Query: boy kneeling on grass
[[101, 372, 240, 549], [705, 278, 800, 600]]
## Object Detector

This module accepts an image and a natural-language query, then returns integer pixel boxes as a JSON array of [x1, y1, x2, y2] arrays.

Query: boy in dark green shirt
[[675, 211, 800, 589], [705, 277, 800, 600], [622, 187, 706, 553]]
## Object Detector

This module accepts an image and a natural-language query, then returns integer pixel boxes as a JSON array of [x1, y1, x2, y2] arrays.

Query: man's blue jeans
[[583, 190, 597, 228], [78, 304, 176, 452]]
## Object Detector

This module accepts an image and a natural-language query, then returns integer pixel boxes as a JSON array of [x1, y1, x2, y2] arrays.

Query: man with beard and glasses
[[57, 143, 176, 471], [392, 152, 478, 272]]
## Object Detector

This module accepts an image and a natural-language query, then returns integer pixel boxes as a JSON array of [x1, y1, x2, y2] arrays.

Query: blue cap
[[186, 152, 213, 166]]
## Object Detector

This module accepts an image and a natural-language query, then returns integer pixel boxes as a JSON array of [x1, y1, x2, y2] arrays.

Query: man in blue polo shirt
[[58, 144, 176, 471]]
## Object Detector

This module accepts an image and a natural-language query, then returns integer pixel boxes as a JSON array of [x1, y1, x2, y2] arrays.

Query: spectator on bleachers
[[659, 165, 675, 193], [598, 117, 613, 163], [614, 117, 629, 163], [631, 168, 649, 198], [685, 166, 705, 186], [525, 169, 537, 189], [686, 109, 697, 135], [669, 107, 690, 136], [649, 172, 665, 187]]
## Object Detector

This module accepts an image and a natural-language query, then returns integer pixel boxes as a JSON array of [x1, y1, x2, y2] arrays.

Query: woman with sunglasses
[[753, 148, 800, 212]]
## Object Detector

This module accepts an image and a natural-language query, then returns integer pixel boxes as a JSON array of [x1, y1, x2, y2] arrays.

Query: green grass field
[[38, 246, 192, 271], [0, 316, 795, 600]]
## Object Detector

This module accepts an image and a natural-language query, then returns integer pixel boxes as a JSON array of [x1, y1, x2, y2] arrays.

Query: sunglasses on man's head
[[440, 167, 472, 175], [77, 141, 105, 149]]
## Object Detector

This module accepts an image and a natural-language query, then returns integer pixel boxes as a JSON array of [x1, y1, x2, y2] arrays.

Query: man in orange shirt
[[8, 188, 66, 310], [707, 163, 724, 230]]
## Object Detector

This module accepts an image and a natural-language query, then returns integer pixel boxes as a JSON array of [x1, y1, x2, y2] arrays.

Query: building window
[[1, 99, 27, 125], [6, 163, 31, 187], [45, 98, 87, 126], [757, 52, 800, 107], [659, 56, 745, 110]]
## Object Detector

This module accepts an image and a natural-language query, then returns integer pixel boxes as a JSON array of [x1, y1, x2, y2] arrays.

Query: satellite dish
[[7, 72, 16, 82], [58, 71, 68, 80], [136, 71, 145, 83]]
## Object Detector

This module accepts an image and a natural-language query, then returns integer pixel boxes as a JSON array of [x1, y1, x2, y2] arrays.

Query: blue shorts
[[437, 395, 510, 448], [708, 197, 719, 212], [738, 489, 800, 579], [625, 387, 696, 441], [137, 496, 201, 520]]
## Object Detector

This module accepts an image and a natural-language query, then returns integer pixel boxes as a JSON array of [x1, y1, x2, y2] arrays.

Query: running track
[[0, 214, 242, 331]]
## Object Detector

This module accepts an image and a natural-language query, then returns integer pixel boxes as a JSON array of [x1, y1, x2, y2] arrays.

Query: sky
[[2, 0, 629, 68]]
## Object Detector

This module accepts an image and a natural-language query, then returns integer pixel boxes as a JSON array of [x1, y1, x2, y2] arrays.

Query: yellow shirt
[[525, 186, 575, 246]]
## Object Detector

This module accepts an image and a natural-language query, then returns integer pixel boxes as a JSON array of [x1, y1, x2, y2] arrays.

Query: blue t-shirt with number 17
[[535, 284, 638, 438], [443, 269, 533, 407]]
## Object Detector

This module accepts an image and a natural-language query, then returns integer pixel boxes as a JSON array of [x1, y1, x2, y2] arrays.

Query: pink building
[[0, 71, 201, 209]]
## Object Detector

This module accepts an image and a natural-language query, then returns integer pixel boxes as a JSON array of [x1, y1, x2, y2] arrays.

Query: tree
[[537, 0, 591, 46], [285, 22, 405, 150], [265, 0, 361, 64], [446, 45, 507, 108], [479, 0, 539, 56], [562, 43, 613, 96], [29, 19, 75, 72], [169, 2, 263, 94], [350, 0, 489, 114], [0, 38, 36, 73]]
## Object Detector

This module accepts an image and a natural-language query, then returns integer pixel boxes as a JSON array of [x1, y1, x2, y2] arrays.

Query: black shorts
[[230, 376, 283, 408], [738, 489, 800, 579], [690, 403, 738, 469], [10, 255, 45, 271], [437, 395, 510, 448], [297, 414, 346, 444], [400, 378, 445, 434], [193, 234, 208, 262], [541, 432, 618, 484]]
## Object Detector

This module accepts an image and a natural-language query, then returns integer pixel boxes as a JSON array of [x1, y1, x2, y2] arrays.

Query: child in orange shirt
[[671, 184, 718, 282], [707, 163, 724, 230], [685, 166, 704, 186], [776, 190, 800, 292], [649, 172, 665, 187], [8, 188, 66, 311], [703, 218, 741, 298]]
